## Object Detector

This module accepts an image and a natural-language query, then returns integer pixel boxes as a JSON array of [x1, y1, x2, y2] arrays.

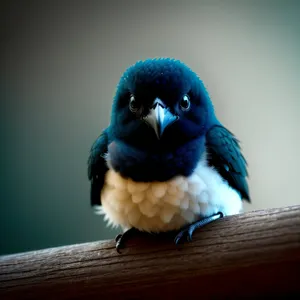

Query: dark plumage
[[88, 129, 108, 206], [87, 58, 250, 251], [206, 125, 250, 201]]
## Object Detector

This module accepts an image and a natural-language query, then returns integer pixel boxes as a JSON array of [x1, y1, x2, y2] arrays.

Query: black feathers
[[87, 58, 250, 211], [88, 129, 109, 206], [206, 125, 250, 202]]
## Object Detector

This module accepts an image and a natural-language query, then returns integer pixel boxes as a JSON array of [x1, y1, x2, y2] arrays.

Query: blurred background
[[1, 0, 299, 255]]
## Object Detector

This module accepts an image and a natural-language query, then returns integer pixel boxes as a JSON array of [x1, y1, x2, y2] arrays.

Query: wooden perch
[[1, 206, 300, 299]]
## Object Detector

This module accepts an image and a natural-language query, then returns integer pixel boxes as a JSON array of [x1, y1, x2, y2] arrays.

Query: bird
[[88, 58, 250, 253]]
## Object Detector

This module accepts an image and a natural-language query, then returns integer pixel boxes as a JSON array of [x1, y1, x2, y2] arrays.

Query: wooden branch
[[1, 206, 300, 299]]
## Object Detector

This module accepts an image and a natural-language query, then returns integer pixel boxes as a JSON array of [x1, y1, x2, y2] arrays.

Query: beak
[[143, 99, 178, 139]]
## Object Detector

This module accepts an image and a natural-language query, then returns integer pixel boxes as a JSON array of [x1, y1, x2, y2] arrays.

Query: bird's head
[[110, 58, 215, 150]]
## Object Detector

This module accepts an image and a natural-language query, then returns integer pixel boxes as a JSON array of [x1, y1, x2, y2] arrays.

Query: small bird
[[88, 58, 250, 252]]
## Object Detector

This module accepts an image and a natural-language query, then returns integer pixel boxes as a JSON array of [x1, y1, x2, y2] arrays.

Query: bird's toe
[[174, 229, 188, 245], [115, 233, 122, 243], [187, 230, 194, 242]]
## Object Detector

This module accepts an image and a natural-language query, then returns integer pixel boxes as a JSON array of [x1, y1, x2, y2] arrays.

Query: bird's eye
[[129, 94, 140, 113], [180, 94, 191, 111]]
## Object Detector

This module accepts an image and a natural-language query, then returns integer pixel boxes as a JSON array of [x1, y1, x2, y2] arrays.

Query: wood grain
[[1, 206, 300, 299]]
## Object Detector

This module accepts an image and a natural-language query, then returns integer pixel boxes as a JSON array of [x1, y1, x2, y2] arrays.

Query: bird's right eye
[[129, 94, 140, 113]]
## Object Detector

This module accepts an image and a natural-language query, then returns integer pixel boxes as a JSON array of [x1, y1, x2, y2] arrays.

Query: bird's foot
[[174, 212, 223, 245], [115, 228, 139, 253]]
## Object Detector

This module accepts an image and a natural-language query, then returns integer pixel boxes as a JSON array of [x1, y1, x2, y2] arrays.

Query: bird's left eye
[[180, 95, 191, 111], [129, 94, 140, 113]]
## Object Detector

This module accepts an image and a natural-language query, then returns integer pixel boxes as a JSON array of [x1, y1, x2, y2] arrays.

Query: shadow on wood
[[1, 205, 300, 299]]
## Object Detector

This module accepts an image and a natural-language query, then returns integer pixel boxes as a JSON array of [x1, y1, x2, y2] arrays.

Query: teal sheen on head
[[110, 57, 217, 148]]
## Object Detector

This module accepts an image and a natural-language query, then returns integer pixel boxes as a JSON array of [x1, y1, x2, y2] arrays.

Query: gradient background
[[1, 0, 299, 255]]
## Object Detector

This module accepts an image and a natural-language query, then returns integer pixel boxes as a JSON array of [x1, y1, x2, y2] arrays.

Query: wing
[[206, 125, 250, 202], [88, 128, 109, 207]]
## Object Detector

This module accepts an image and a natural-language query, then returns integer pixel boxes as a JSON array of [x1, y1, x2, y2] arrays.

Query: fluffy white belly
[[97, 159, 242, 232]]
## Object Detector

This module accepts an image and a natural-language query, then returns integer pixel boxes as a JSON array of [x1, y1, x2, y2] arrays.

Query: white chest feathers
[[97, 160, 243, 232]]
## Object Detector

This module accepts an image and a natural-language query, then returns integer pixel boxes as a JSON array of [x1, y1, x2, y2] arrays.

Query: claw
[[174, 230, 186, 245], [115, 234, 122, 243], [187, 230, 193, 242], [174, 212, 223, 245], [116, 239, 123, 254], [114, 228, 138, 253]]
